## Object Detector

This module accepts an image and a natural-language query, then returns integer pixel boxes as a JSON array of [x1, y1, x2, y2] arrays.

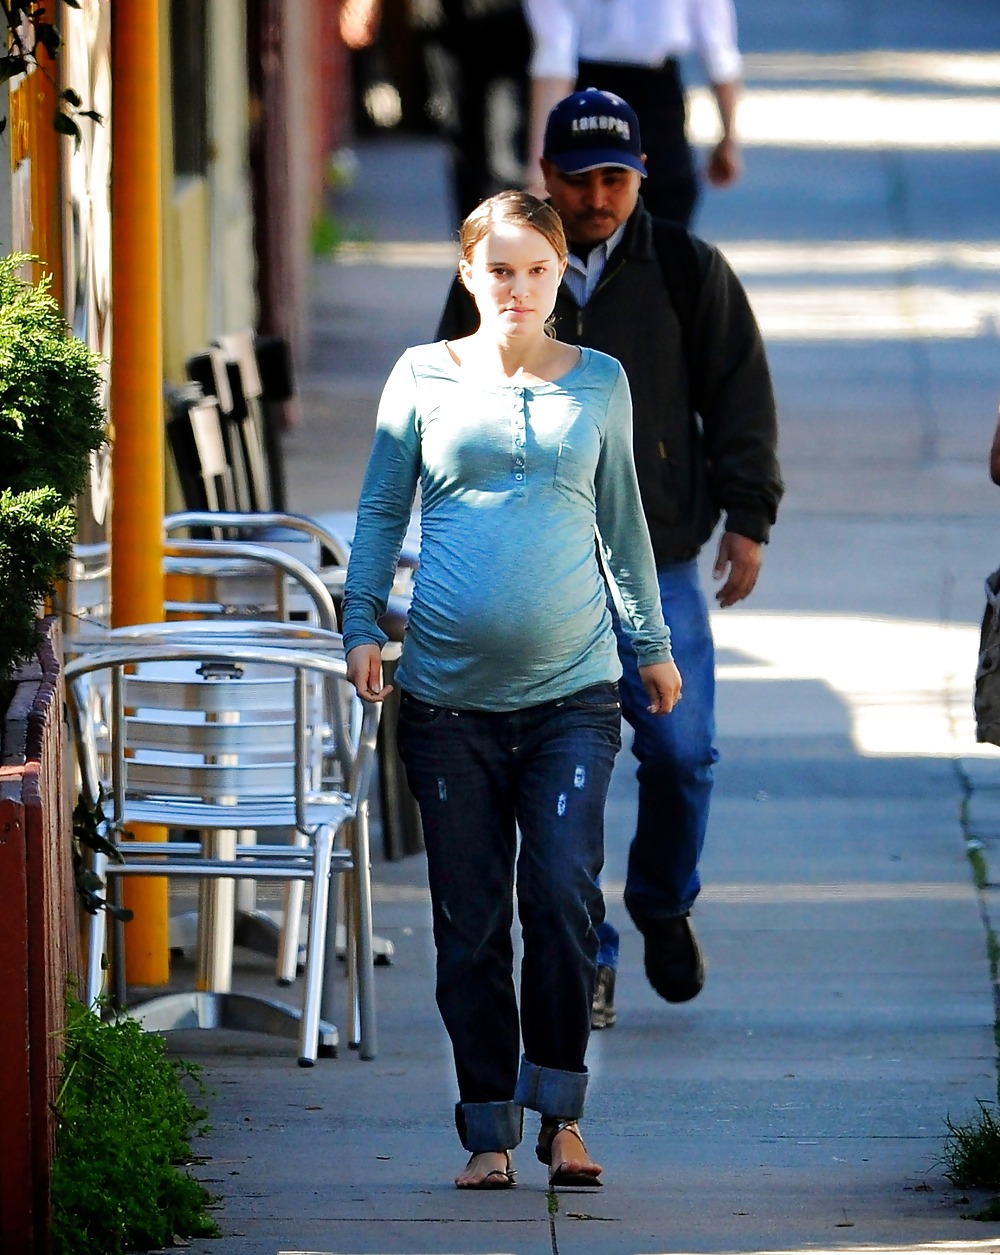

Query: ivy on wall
[[1, 1, 102, 145]]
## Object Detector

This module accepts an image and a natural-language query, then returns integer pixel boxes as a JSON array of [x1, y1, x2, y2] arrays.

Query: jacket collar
[[550, 198, 656, 312], [544, 194, 655, 269], [610, 198, 656, 266]]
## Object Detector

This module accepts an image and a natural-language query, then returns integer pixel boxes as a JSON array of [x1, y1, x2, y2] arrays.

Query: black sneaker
[[640, 914, 705, 1003], [591, 964, 617, 1029]]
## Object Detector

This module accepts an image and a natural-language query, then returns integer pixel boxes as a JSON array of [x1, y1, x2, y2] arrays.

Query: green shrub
[[0, 254, 106, 498], [0, 486, 76, 672], [0, 252, 106, 678], [50, 996, 220, 1255]]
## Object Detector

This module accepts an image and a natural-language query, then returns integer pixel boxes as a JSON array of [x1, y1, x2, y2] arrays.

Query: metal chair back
[[58, 541, 112, 635], [163, 537, 338, 630], [66, 627, 380, 1064]]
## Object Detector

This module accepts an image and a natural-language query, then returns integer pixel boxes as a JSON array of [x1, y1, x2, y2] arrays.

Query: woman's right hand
[[639, 659, 682, 715], [346, 644, 394, 703]]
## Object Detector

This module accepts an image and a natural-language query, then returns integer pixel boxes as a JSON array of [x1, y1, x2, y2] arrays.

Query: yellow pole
[[110, 0, 169, 986]]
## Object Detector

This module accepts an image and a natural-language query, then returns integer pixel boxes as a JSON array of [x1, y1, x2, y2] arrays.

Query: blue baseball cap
[[543, 87, 646, 178]]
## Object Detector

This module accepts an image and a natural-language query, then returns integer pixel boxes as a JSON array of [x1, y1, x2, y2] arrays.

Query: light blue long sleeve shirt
[[342, 342, 672, 711]]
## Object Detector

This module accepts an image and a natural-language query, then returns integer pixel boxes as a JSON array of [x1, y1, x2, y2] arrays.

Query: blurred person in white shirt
[[524, 0, 743, 225]]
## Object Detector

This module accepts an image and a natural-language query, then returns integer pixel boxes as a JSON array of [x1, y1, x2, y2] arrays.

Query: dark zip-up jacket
[[437, 202, 783, 566]]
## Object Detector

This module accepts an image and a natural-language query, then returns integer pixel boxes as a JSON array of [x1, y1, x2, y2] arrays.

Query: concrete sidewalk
[[176, 2, 1000, 1251]]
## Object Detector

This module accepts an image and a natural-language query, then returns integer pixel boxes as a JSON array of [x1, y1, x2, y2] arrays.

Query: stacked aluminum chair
[[66, 622, 379, 1065]]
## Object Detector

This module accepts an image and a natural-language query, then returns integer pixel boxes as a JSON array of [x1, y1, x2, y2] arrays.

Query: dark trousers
[[396, 683, 621, 1150], [577, 58, 699, 227]]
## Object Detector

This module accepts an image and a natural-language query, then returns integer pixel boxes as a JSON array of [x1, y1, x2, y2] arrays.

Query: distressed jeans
[[597, 559, 719, 968], [396, 682, 622, 1152]]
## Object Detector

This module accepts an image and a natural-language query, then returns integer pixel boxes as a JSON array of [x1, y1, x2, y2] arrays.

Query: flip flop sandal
[[535, 1119, 603, 1188], [456, 1150, 516, 1190]]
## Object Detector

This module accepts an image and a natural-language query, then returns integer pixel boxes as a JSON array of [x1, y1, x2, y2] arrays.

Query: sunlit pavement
[[184, 3, 1000, 1252]]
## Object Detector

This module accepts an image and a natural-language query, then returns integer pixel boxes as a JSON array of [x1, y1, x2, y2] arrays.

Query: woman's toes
[[551, 1128, 602, 1177], [455, 1151, 509, 1188]]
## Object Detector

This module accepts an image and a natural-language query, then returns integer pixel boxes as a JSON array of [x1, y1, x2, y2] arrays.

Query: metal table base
[[123, 990, 339, 1063], [167, 909, 396, 973]]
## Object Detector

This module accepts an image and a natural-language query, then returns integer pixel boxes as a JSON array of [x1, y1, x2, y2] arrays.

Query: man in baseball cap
[[542, 87, 647, 178], [537, 86, 780, 1028], [438, 87, 782, 1031], [536, 88, 650, 251]]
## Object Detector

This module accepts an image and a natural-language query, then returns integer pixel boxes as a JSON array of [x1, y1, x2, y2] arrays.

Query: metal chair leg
[[298, 824, 335, 1067], [235, 828, 257, 912], [345, 860, 361, 1050], [196, 830, 236, 992], [321, 854, 344, 1056], [277, 830, 309, 985], [352, 800, 378, 1061]]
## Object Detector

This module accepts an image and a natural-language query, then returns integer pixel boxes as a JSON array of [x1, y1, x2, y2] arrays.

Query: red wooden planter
[[0, 620, 79, 1254]]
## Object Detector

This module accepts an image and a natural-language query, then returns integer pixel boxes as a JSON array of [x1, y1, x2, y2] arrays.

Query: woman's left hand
[[639, 660, 682, 715]]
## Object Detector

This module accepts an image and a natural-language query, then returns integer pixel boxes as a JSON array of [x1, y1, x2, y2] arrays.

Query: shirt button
[[514, 472, 524, 481]]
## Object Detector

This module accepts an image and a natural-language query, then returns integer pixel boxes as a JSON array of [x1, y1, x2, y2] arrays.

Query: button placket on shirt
[[512, 388, 527, 487]]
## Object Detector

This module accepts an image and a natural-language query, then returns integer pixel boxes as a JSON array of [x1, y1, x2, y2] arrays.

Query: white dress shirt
[[526, 0, 743, 86], [563, 223, 627, 306]]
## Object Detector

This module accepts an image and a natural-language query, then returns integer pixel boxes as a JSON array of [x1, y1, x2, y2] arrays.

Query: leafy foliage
[[71, 794, 134, 923], [0, 253, 106, 678], [0, 254, 106, 497], [0, 486, 75, 671], [50, 995, 221, 1255], [0, 1, 102, 147]]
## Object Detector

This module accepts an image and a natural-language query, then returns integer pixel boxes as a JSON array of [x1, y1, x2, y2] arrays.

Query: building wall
[[159, 0, 209, 385], [160, 0, 257, 386], [248, 1, 352, 374], [207, 0, 256, 340], [1, 4, 351, 480], [0, 83, 11, 252], [7, 57, 63, 294], [161, 174, 211, 385], [61, 0, 112, 546]]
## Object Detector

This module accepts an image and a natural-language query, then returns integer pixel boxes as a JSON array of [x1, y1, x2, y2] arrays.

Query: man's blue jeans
[[597, 560, 719, 968], [396, 683, 622, 1152]]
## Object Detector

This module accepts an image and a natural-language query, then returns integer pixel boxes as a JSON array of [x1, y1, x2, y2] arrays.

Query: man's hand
[[340, 0, 381, 50], [346, 643, 394, 702], [639, 659, 682, 714], [713, 532, 762, 607], [706, 79, 742, 189], [706, 136, 742, 187]]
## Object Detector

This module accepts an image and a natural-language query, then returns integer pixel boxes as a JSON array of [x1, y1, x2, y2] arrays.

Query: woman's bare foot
[[547, 1122, 603, 1187], [455, 1150, 516, 1189]]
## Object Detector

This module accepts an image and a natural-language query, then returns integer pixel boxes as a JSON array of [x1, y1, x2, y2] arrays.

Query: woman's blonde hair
[[459, 190, 568, 265]]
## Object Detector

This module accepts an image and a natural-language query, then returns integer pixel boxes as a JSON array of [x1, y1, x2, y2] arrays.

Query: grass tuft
[[940, 1101, 1000, 1191]]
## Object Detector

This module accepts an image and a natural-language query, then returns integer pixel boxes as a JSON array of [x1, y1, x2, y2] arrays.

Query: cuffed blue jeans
[[396, 683, 622, 1152], [597, 560, 719, 968]]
